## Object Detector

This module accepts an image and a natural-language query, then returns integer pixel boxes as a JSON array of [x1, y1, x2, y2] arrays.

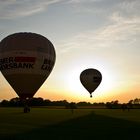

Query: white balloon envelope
[[0, 32, 56, 99]]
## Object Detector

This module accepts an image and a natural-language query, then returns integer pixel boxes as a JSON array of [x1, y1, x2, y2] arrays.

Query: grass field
[[0, 107, 140, 140]]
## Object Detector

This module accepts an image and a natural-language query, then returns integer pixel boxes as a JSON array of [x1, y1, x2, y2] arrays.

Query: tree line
[[0, 97, 140, 109]]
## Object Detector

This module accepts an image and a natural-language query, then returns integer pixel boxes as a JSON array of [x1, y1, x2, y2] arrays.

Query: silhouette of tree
[[44, 99, 51, 106], [128, 99, 133, 104], [29, 97, 44, 106], [52, 100, 69, 106], [127, 100, 133, 109], [133, 98, 140, 104], [106, 102, 112, 109], [77, 102, 91, 106], [106, 100, 120, 109], [0, 100, 9, 106], [65, 102, 77, 109], [9, 97, 23, 106], [1, 97, 140, 109]]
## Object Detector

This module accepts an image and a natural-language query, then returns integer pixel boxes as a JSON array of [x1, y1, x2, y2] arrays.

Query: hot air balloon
[[0, 32, 56, 110], [80, 68, 102, 98]]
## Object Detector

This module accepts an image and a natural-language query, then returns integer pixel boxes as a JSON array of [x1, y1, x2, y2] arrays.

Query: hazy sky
[[0, 0, 140, 103]]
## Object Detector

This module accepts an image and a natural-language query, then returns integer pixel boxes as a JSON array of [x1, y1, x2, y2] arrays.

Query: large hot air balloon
[[0, 32, 56, 100], [80, 68, 102, 97]]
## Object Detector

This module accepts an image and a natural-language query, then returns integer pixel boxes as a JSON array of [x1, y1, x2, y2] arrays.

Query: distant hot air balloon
[[80, 68, 102, 98], [0, 32, 56, 100]]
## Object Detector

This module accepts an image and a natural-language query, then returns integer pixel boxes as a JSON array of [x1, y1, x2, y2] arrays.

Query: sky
[[0, 0, 140, 103]]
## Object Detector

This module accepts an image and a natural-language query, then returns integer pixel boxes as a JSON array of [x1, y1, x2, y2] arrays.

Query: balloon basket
[[24, 105, 30, 113], [21, 98, 31, 113]]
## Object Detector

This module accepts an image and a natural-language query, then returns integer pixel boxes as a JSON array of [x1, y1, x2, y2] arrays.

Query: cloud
[[57, 13, 140, 53], [64, 0, 106, 14], [67, 0, 100, 3], [0, 0, 62, 19], [56, 0, 140, 53], [65, 0, 140, 16], [117, 0, 140, 17]]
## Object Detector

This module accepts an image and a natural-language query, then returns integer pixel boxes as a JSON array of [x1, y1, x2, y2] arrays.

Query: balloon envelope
[[80, 68, 102, 97], [0, 32, 56, 99]]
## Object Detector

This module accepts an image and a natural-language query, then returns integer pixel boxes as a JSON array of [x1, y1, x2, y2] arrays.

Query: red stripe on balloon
[[15, 57, 36, 62]]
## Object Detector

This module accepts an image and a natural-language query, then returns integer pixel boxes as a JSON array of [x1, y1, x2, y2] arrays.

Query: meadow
[[0, 107, 140, 140]]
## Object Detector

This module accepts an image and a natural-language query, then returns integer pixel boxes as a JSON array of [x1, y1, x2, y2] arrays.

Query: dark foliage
[[0, 97, 140, 109]]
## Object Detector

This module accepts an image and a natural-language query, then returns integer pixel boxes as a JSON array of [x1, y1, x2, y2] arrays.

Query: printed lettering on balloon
[[0, 57, 36, 70], [41, 58, 54, 71]]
